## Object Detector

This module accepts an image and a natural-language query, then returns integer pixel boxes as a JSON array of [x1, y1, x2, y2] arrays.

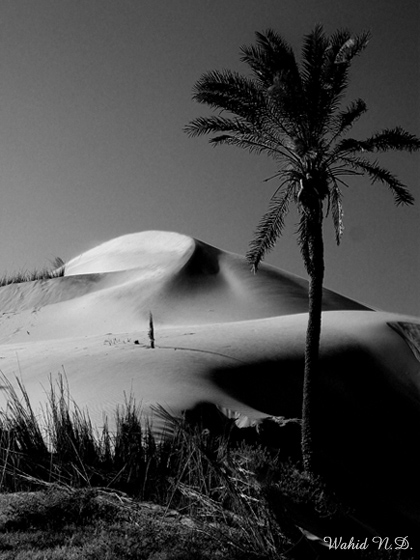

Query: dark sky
[[0, 0, 419, 314]]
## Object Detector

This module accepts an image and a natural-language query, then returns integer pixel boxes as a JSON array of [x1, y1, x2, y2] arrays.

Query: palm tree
[[184, 26, 420, 474]]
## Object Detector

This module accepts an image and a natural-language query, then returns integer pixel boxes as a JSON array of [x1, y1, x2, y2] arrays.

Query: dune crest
[[0, 231, 369, 344], [65, 231, 195, 276]]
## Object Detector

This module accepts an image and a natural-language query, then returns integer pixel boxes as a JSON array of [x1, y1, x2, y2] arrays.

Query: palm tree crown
[[185, 26, 419, 272]]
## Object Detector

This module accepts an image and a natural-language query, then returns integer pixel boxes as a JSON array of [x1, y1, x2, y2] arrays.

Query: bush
[[3, 486, 114, 531]]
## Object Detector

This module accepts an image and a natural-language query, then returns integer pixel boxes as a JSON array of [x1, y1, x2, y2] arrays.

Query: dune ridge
[[0, 231, 369, 345]]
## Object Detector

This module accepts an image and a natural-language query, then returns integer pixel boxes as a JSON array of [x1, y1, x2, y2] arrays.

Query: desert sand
[[0, 230, 420, 534], [0, 230, 370, 423]]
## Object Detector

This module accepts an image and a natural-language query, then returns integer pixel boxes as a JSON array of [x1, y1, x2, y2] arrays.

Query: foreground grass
[[0, 377, 287, 559], [0, 376, 416, 559]]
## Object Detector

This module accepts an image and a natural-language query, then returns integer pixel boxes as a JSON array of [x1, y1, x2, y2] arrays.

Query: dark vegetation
[[0, 257, 65, 287], [0, 376, 416, 559]]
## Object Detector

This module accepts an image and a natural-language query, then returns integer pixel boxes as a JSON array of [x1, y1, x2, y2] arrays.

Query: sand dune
[[0, 231, 368, 343], [0, 230, 419, 536], [0, 230, 370, 419]]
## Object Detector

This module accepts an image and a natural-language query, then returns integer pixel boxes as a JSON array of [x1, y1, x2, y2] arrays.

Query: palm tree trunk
[[301, 212, 325, 475]]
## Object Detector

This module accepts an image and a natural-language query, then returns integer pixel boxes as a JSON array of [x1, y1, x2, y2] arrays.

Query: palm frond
[[334, 137, 368, 154], [191, 69, 266, 125], [299, 27, 368, 137], [209, 133, 297, 161], [300, 26, 332, 134], [240, 29, 300, 90], [321, 28, 351, 73], [364, 127, 420, 153], [334, 30, 371, 64], [241, 30, 305, 135], [190, 66, 303, 146], [328, 180, 344, 244], [296, 213, 313, 276], [265, 75, 306, 137], [185, 114, 301, 163], [301, 24, 328, 93], [247, 183, 295, 271], [312, 30, 369, 129], [336, 127, 420, 155], [341, 156, 415, 205], [184, 115, 255, 138], [330, 98, 367, 140], [329, 165, 363, 177]]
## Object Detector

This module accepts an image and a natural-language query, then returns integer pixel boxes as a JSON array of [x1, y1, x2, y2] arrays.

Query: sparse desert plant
[[0, 257, 65, 287], [148, 311, 155, 348]]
